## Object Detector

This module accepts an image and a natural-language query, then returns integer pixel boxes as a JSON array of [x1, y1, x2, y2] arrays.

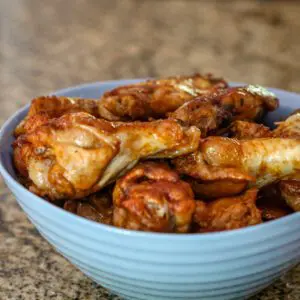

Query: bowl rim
[[1, 79, 300, 240]]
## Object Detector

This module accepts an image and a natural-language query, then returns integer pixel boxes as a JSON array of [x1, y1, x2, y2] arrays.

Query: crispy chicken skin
[[213, 85, 278, 121], [167, 85, 278, 135], [173, 137, 300, 190], [197, 115, 299, 205], [194, 188, 262, 232], [168, 99, 232, 137], [171, 84, 278, 125], [228, 120, 272, 139], [15, 96, 99, 136], [113, 162, 196, 233], [13, 112, 200, 200], [98, 73, 228, 121]]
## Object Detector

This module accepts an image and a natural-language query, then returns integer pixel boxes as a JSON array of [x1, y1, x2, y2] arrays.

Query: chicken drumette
[[113, 162, 196, 233], [98, 73, 228, 121], [13, 112, 200, 200], [169, 85, 278, 134], [229, 111, 300, 212], [173, 136, 300, 198]]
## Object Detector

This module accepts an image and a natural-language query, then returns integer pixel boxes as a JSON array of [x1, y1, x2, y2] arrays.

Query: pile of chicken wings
[[12, 73, 300, 233]]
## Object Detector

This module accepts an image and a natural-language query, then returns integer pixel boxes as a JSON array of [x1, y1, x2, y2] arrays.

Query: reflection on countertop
[[1, 0, 300, 299]]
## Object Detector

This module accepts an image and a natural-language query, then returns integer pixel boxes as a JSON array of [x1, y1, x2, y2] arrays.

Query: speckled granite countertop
[[1, 0, 300, 299]]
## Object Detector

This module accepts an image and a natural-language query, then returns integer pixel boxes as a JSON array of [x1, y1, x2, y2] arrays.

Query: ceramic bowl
[[1, 80, 300, 300]]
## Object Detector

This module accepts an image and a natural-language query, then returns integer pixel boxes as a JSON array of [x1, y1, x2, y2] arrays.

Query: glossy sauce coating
[[13, 112, 200, 200], [98, 73, 228, 121], [113, 162, 196, 233]]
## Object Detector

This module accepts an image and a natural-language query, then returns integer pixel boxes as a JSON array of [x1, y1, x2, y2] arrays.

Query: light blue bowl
[[1, 80, 300, 300]]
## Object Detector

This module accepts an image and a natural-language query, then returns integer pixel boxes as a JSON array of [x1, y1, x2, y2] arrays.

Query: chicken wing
[[173, 137, 300, 190], [14, 96, 99, 136], [113, 162, 196, 233], [228, 112, 300, 211], [167, 84, 278, 136], [215, 85, 278, 121], [193, 188, 262, 232], [171, 84, 278, 127], [98, 73, 228, 121], [13, 112, 200, 200]]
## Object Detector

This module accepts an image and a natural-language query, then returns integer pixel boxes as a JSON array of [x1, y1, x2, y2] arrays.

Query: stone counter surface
[[1, 0, 300, 299]]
